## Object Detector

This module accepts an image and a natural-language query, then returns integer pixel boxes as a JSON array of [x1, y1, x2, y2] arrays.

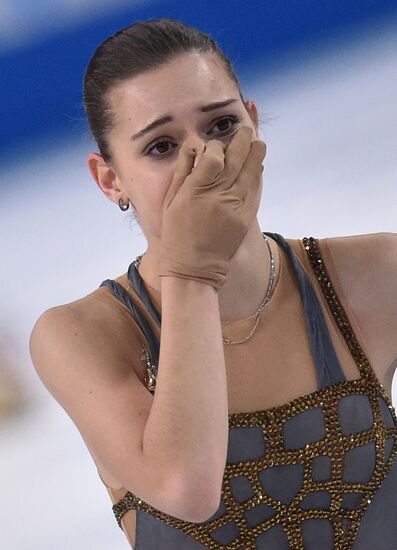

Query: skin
[[88, 50, 277, 322], [75, 51, 397, 517]]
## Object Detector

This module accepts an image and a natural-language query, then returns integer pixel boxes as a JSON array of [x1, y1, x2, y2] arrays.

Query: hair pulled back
[[83, 17, 246, 163]]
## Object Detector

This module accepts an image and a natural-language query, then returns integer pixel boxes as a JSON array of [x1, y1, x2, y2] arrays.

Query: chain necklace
[[222, 233, 276, 345], [131, 233, 277, 346]]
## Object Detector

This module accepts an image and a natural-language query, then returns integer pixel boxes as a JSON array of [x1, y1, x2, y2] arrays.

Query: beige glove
[[157, 125, 267, 291]]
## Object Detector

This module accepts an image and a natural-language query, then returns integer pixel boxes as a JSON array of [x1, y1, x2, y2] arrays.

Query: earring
[[118, 197, 130, 211]]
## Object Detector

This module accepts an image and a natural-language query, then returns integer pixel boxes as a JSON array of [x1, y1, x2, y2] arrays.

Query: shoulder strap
[[127, 261, 161, 327], [99, 279, 160, 370], [301, 236, 375, 383], [264, 232, 346, 389]]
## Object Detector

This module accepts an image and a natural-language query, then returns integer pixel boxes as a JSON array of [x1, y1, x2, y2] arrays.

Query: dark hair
[[83, 17, 247, 164]]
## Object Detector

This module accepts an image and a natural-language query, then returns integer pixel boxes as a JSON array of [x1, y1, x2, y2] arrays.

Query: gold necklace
[[131, 233, 277, 346], [222, 233, 277, 345]]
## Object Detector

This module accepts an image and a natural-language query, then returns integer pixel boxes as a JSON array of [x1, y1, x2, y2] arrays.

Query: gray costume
[[99, 232, 397, 549]]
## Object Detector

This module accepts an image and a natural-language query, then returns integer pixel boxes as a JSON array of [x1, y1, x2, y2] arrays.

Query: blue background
[[2, 0, 397, 165]]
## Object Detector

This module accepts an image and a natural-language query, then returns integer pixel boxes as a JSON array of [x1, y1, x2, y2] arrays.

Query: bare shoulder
[[322, 232, 397, 394], [29, 280, 148, 383], [28, 281, 214, 521], [324, 232, 397, 317], [28, 284, 156, 494], [323, 231, 397, 270]]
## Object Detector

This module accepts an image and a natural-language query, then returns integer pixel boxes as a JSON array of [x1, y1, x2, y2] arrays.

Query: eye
[[210, 114, 240, 134], [145, 115, 241, 159], [147, 139, 175, 157]]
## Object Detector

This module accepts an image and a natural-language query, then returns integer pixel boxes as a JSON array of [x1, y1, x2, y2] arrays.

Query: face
[[87, 51, 260, 253]]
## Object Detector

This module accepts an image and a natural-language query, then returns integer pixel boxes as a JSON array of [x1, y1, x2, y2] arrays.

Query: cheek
[[138, 171, 172, 209], [143, 172, 174, 237], [131, 180, 164, 237], [135, 159, 181, 215]]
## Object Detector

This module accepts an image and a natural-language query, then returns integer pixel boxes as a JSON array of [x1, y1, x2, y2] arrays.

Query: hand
[[157, 125, 267, 291]]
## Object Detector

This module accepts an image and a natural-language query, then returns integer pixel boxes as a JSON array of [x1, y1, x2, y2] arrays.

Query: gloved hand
[[157, 125, 267, 291]]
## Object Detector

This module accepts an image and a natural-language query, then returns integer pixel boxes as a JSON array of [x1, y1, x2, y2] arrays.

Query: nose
[[186, 139, 206, 169], [188, 139, 206, 155], [188, 137, 226, 169]]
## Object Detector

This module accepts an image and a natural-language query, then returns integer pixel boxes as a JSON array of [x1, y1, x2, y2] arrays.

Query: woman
[[29, 17, 397, 549]]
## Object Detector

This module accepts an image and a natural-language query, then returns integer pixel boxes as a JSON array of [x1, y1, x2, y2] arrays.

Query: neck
[[138, 219, 277, 322]]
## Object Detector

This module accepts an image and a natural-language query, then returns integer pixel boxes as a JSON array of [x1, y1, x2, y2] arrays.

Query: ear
[[87, 152, 125, 204], [244, 100, 260, 137]]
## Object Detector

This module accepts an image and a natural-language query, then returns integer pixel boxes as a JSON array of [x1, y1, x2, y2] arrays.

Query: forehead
[[108, 51, 239, 126]]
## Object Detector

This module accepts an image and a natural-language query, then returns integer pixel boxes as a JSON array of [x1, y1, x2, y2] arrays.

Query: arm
[[142, 276, 229, 517], [29, 277, 228, 523]]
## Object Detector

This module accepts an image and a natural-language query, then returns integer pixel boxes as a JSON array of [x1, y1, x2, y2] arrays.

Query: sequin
[[110, 236, 397, 549]]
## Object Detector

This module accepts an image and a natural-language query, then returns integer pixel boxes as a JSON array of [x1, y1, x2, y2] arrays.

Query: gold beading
[[111, 236, 397, 549]]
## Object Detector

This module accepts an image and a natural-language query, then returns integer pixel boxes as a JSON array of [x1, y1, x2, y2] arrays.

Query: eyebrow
[[130, 98, 239, 142]]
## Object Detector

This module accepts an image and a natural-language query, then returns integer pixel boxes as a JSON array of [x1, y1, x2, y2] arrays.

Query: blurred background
[[1, 1, 396, 548]]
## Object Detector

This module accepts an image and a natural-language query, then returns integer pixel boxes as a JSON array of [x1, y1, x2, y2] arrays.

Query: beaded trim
[[111, 237, 397, 549], [301, 237, 377, 384]]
